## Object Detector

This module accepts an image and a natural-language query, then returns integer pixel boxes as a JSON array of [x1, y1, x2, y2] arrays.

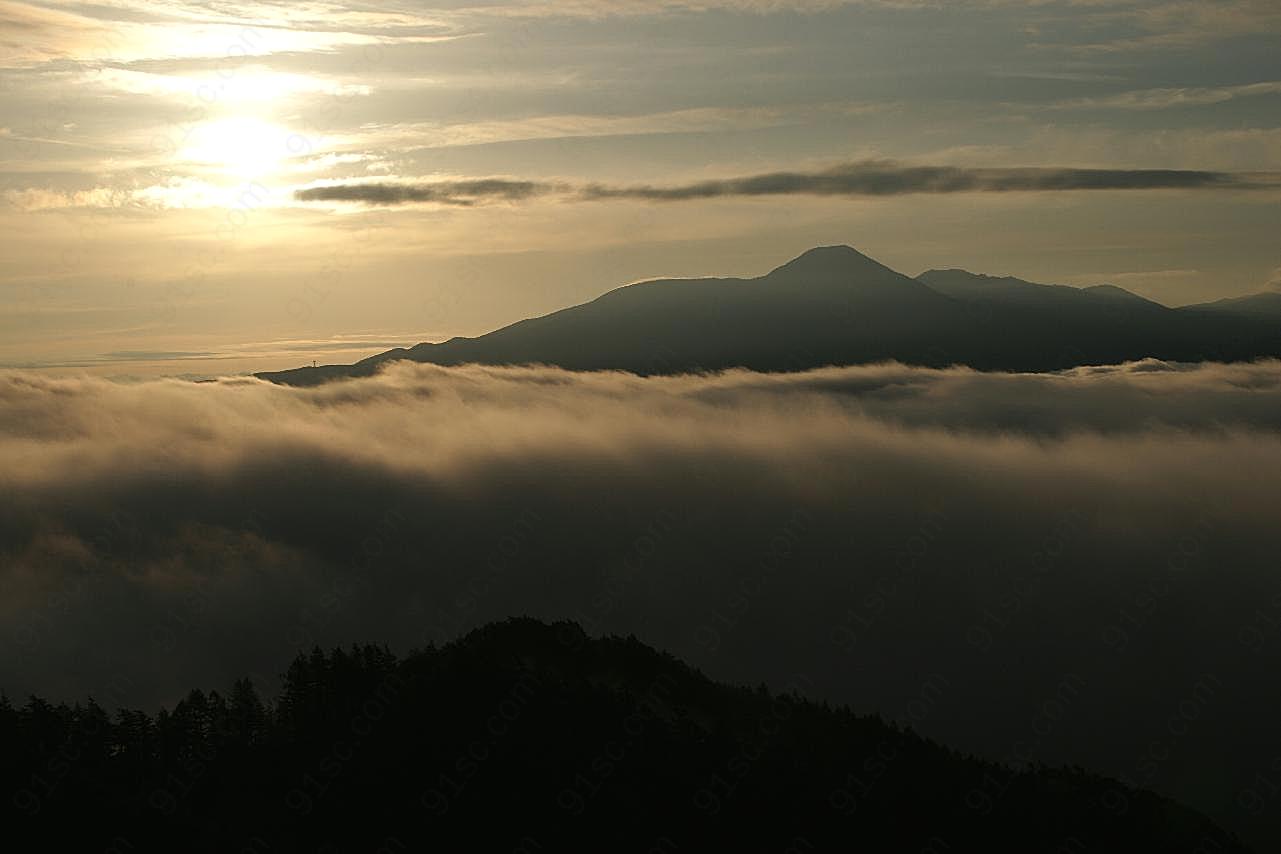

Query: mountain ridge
[[1181, 290, 1281, 317]]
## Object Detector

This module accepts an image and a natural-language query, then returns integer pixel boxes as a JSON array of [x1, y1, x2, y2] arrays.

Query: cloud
[[2, 185, 144, 211], [352, 103, 885, 151], [578, 162, 1275, 198], [0, 0, 103, 65], [4, 358, 1281, 851], [1053, 80, 1281, 111], [416, 0, 1281, 38], [0, 0, 459, 71], [1032, 0, 1281, 52], [97, 350, 218, 361], [294, 161, 1281, 206], [294, 178, 561, 206]]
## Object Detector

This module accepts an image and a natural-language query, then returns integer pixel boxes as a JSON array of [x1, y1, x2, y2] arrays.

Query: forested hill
[[2, 618, 1248, 853]]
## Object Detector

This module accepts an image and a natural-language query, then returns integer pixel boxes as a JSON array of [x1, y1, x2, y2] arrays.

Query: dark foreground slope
[[2, 619, 1246, 853], [259, 246, 1281, 385]]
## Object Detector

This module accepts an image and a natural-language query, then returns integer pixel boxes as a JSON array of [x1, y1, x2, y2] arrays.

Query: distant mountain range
[[3, 618, 1247, 852], [259, 246, 1281, 385]]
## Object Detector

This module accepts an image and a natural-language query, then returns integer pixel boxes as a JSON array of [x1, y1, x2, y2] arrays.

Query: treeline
[[2, 619, 1248, 853]]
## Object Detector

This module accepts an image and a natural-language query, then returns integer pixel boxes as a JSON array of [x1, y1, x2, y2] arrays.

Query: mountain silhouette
[[916, 268, 1168, 314], [1181, 290, 1281, 318], [258, 246, 1281, 385], [2, 618, 1248, 853]]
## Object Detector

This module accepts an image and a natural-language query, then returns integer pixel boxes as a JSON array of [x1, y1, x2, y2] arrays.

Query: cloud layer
[[294, 161, 1281, 206], [4, 359, 1281, 846]]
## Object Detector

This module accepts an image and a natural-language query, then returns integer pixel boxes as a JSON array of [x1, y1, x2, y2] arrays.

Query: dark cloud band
[[294, 162, 1281, 206], [294, 178, 559, 206]]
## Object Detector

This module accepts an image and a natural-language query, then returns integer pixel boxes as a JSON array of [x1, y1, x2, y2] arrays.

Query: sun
[[179, 116, 295, 179]]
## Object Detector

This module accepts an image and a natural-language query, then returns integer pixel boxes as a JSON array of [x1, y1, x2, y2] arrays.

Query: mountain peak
[[767, 244, 892, 280]]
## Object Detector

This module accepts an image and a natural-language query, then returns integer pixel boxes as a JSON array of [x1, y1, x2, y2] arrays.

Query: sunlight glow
[[179, 116, 296, 179]]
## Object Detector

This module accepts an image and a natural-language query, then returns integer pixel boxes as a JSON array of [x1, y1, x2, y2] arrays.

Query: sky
[[2, 0, 1280, 374]]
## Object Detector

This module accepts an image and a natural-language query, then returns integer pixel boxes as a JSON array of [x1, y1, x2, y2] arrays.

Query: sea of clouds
[[3, 359, 1281, 844]]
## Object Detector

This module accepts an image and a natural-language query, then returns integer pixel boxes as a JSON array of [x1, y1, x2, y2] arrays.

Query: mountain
[[1181, 291, 1281, 318], [917, 268, 1168, 314], [2, 618, 1248, 853], [258, 246, 1281, 385]]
